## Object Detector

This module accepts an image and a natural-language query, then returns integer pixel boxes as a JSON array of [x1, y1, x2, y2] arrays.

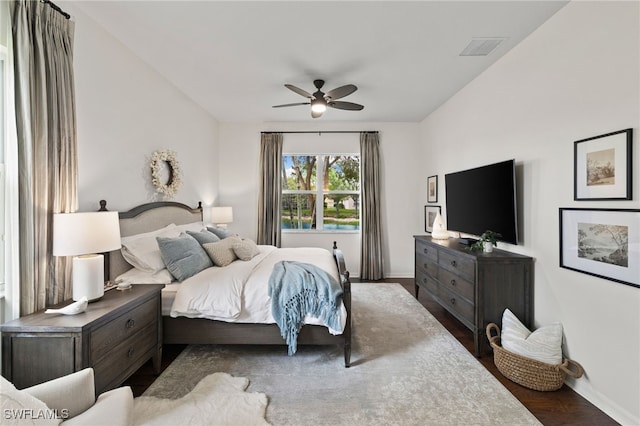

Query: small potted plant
[[471, 230, 501, 253]]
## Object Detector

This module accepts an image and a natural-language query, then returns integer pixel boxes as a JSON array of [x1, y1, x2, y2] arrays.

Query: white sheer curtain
[[11, 0, 77, 314]]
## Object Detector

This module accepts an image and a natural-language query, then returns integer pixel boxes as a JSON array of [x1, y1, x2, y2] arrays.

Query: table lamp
[[53, 211, 121, 301], [431, 211, 450, 240], [211, 206, 233, 229]]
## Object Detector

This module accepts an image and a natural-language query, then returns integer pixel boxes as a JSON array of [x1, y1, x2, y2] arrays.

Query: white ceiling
[[70, 1, 568, 123]]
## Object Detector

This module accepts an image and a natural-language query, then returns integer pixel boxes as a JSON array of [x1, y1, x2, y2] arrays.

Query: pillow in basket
[[501, 308, 563, 365]]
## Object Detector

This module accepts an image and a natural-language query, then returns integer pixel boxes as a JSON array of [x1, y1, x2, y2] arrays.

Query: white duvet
[[170, 245, 347, 334]]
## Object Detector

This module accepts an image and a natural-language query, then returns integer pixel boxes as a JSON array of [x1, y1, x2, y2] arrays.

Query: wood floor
[[124, 278, 618, 425]]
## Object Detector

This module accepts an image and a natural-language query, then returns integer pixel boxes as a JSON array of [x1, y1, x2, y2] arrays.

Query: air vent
[[459, 38, 506, 56]]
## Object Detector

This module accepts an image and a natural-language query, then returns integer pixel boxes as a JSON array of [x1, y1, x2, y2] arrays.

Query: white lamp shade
[[211, 206, 233, 224], [431, 212, 450, 240], [53, 211, 121, 256]]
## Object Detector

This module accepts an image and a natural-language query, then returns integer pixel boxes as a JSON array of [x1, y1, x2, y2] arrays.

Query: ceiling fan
[[273, 79, 364, 118]]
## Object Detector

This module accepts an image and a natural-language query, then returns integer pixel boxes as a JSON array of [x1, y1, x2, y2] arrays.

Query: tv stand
[[458, 238, 478, 246], [414, 236, 533, 356]]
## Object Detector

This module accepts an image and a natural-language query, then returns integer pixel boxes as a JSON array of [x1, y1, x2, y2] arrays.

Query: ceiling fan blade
[[311, 109, 323, 119], [272, 102, 310, 108], [324, 84, 357, 101], [328, 101, 364, 111], [285, 84, 313, 99]]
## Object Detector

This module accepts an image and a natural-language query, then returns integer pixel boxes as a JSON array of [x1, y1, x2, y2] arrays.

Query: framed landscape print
[[559, 208, 640, 288], [574, 128, 633, 200], [427, 175, 438, 203], [424, 205, 441, 233]]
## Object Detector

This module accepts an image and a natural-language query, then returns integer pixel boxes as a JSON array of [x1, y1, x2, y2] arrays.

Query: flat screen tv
[[445, 159, 518, 245]]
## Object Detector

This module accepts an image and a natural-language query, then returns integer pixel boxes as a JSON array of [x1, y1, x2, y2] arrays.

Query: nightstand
[[1, 284, 163, 395]]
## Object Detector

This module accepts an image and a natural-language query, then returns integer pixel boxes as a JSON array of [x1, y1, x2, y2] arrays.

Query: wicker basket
[[486, 323, 584, 391]]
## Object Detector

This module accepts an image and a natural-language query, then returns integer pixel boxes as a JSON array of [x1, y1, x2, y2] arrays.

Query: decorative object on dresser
[[414, 235, 533, 356], [559, 207, 640, 288], [469, 230, 502, 253], [0, 284, 164, 395], [427, 175, 438, 203], [424, 205, 441, 233], [53, 211, 122, 301], [211, 206, 234, 228], [573, 128, 633, 201], [430, 211, 450, 240]]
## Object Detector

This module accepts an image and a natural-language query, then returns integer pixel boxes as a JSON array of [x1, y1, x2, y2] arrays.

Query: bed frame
[[100, 200, 352, 367]]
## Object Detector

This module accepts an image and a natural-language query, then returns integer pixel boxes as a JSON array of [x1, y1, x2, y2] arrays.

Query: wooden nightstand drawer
[[91, 297, 157, 362], [439, 250, 475, 282], [439, 285, 474, 325], [439, 267, 474, 303], [93, 323, 158, 392], [415, 271, 438, 295], [415, 256, 438, 279], [416, 240, 438, 263]]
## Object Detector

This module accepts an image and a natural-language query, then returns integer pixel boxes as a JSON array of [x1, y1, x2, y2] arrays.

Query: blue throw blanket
[[268, 261, 343, 355]]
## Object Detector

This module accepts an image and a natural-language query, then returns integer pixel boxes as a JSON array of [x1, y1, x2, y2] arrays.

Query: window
[[282, 154, 360, 231]]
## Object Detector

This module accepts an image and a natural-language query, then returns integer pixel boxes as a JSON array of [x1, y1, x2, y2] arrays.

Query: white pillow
[[0, 375, 61, 425], [501, 308, 563, 365], [120, 224, 179, 272], [115, 267, 174, 286]]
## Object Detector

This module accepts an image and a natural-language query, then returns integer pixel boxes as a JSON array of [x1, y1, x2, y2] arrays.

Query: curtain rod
[[261, 131, 378, 135], [41, 0, 70, 19]]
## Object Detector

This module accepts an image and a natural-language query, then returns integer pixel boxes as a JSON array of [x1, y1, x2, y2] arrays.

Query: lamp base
[[72, 254, 105, 302]]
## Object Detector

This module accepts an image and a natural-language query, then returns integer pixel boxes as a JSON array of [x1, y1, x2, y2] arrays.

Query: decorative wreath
[[150, 149, 182, 198]]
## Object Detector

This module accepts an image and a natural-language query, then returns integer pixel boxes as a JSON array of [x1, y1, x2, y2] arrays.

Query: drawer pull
[[128, 348, 135, 358], [125, 319, 135, 329], [423, 263, 428, 270], [423, 248, 428, 254], [450, 279, 456, 286], [450, 298, 456, 305], [450, 260, 457, 267], [423, 278, 427, 283]]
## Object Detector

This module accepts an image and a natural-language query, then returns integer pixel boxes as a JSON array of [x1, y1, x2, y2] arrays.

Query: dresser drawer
[[415, 256, 438, 280], [91, 298, 157, 362], [439, 267, 474, 303], [415, 271, 438, 295], [92, 323, 157, 393], [439, 286, 474, 325], [439, 250, 475, 282], [416, 240, 438, 263]]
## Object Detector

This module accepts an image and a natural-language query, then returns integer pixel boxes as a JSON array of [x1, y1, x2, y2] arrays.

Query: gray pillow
[[202, 236, 240, 267], [206, 226, 233, 239], [186, 229, 220, 245], [233, 239, 260, 261], [156, 233, 213, 282]]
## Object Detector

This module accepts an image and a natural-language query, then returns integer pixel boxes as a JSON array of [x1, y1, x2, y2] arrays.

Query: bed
[[100, 200, 352, 367]]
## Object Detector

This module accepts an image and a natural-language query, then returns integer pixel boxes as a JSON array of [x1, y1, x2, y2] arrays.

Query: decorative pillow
[[233, 239, 260, 261], [120, 224, 179, 273], [186, 229, 220, 246], [0, 375, 61, 425], [156, 233, 213, 282], [501, 308, 563, 365], [206, 226, 233, 240], [202, 236, 241, 267], [114, 268, 174, 286]]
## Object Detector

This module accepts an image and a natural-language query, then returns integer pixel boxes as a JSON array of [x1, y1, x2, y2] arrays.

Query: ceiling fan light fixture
[[311, 98, 327, 113]]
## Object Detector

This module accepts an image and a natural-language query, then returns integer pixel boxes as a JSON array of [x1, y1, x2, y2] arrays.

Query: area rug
[[134, 372, 268, 426], [143, 283, 541, 425]]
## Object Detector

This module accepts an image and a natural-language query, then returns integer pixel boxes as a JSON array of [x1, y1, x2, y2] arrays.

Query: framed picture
[[424, 205, 441, 233], [574, 128, 633, 200], [427, 175, 438, 203], [559, 208, 640, 288]]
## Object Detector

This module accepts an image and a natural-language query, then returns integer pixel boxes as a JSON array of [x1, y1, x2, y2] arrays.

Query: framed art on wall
[[574, 128, 633, 200], [424, 205, 441, 233], [559, 208, 640, 288], [427, 175, 438, 203]]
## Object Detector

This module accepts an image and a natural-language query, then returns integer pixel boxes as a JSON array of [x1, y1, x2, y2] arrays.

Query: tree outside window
[[282, 155, 360, 231]]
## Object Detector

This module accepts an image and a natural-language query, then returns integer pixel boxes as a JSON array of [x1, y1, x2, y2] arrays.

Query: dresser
[[1, 284, 163, 394], [414, 236, 533, 356]]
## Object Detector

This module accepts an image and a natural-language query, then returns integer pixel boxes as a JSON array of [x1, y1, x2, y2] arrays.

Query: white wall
[[218, 121, 421, 278], [67, 4, 219, 214], [419, 2, 639, 424]]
